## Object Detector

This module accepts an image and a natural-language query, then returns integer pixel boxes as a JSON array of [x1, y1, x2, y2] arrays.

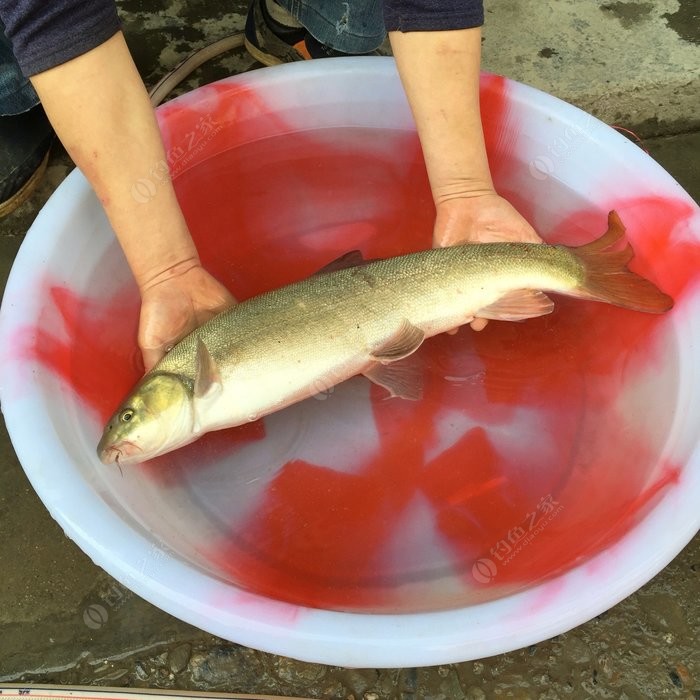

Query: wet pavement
[[1, 0, 699, 697]]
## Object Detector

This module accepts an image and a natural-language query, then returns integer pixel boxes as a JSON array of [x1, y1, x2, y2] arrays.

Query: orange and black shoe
[[244, 0, 310, 65], [244, 0, 383, 66], [0, 105, 53, 218]]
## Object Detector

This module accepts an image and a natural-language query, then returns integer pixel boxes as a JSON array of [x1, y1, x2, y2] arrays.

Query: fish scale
[[159, 242, 582, 375]]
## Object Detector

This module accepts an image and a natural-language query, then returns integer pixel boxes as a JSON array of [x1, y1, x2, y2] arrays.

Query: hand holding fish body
[[98, 211, 673, 465]]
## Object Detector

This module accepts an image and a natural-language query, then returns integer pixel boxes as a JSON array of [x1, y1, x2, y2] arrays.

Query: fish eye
[[120, 408, 135, 423]]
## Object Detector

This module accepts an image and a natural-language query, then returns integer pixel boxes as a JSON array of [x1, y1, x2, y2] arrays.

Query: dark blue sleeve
[[384, 0, 484, 32], [0, 0, 121, 77]]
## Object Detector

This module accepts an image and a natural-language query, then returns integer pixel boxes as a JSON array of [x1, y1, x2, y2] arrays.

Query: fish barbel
[[98, 211, 672, 465]]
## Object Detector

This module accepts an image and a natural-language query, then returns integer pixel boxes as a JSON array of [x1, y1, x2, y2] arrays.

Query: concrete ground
[[1, 0, 699, 697]]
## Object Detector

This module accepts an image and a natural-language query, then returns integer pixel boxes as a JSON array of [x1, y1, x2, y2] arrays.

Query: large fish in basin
[[98, 211, 672, 465]]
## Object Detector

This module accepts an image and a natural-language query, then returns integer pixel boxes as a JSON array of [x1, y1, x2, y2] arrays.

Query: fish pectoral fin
[[194, 336, 223, 400], [370, 320, 425, 362], [363, 358, 423, 401], [477, 289, 555, 322]]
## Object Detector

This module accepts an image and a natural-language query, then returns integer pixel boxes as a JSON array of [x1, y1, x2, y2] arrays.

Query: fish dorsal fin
[[477, 289, 555, 322], [363, 358, 423, 400], [194, 337, 223, 400], [370, 320, 425, 362], [313, 250, 370, 275]]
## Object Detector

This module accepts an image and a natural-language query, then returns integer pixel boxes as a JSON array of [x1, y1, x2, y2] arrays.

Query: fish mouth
[[98, 441, 142, 466]]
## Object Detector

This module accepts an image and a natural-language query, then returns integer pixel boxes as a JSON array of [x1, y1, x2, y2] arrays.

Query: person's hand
[[138, 262, 236, 371], [433, 192, 544, 331], [30, 34, 236, 371]]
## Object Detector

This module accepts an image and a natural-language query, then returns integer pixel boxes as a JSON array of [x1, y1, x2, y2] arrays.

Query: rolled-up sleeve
[[0, 0, 120, 77], [384, 0, 484, 32]]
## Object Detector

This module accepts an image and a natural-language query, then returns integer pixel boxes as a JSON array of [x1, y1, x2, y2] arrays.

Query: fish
[[97, 210, 673, 465]]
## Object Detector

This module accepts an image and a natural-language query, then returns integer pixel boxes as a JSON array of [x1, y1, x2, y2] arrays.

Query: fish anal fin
[[478, 289, 555, 322], [364, 358, 423, 401], [194, 337, 223, 400], [370, 320, 425, 362]]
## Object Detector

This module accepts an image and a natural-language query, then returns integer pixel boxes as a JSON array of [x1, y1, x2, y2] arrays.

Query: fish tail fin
[[569, 210, 673, 314]]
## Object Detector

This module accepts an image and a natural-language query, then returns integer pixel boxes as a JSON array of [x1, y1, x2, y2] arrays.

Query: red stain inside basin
[[13, 285, 141, 422], [18, 77, 697, 612]]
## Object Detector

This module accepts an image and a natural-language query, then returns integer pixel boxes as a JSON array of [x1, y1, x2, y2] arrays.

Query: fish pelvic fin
[[364, 357, 423, 401], [478, 289, 555, 321], [569, 210, 673, 314], [365, 321, 425, 399]]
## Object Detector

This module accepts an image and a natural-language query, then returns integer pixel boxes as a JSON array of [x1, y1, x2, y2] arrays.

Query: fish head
[[97, 372, 195, 465]]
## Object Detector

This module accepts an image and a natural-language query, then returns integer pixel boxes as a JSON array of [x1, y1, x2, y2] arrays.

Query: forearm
[[389, 27, 493, 204], [29, 32, 199, 291]]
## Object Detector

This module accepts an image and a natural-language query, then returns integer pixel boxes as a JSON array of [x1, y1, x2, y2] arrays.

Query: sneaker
[[0, 105, 53, 218], [244, 0, 308, 66], [244, 0, 383, 66]]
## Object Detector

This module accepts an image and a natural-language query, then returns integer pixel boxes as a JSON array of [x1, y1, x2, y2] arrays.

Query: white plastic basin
[[1, 58, 699, 667]]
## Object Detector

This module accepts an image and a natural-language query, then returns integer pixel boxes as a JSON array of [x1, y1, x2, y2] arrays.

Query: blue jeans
[[279, 0, 385, 53], [0, 26, 39, 116]]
